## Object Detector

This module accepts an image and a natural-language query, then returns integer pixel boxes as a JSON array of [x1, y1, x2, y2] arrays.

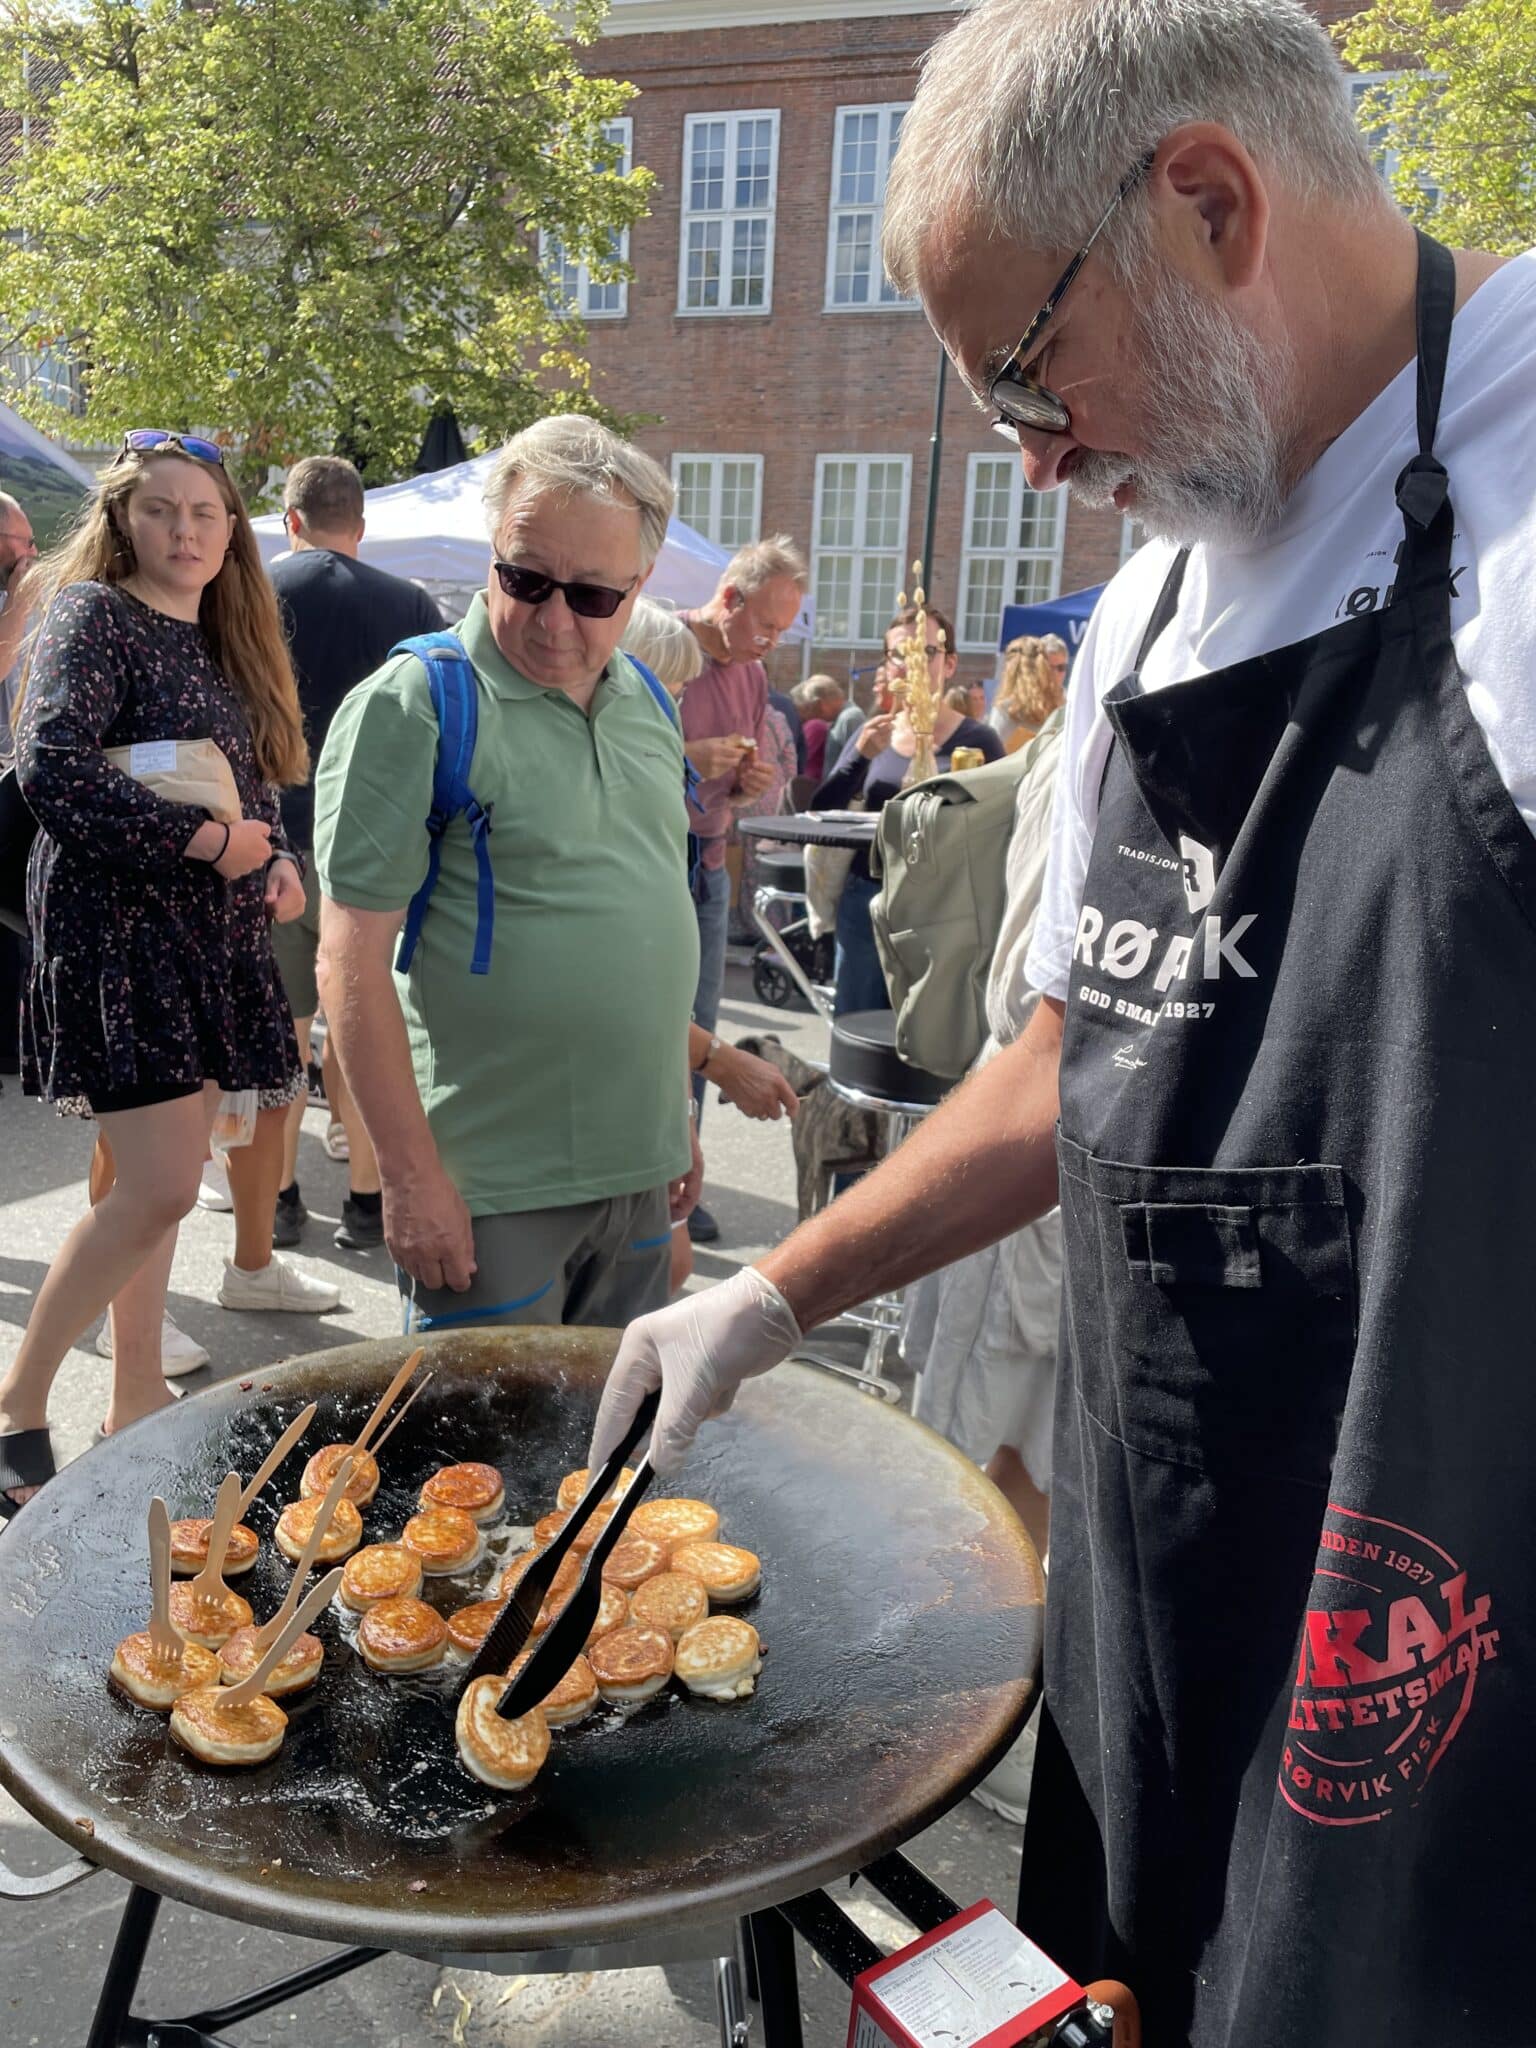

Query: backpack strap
[[393, 632, 496, 978], [628, 655, 703, 813]]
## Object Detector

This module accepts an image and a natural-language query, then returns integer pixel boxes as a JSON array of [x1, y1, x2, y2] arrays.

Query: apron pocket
[[1059, 1137, 1356, 1486]]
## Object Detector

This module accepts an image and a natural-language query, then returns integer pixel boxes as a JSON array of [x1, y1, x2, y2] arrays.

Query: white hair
[[483, 415, 674, 570], [720, 534, 808, 598], [884, 0, 1386, 293], [621, 598, 703, 691]]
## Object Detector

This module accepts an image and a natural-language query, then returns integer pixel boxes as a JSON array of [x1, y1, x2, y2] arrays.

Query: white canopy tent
[[253, 450, 814, 641]]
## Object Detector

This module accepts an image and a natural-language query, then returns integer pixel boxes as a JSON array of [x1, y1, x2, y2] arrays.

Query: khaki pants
[[398, 1186, 672, 1334]]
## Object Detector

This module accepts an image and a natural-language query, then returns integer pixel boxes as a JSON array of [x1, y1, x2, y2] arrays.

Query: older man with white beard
[[588, 3, 1536, 2043]]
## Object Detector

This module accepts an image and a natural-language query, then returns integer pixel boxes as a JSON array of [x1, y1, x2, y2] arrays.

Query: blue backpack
[[392, 632, 699, 977]]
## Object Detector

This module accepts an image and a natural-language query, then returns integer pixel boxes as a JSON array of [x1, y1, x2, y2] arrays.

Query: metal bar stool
[[794, 1008, 948, 1403]]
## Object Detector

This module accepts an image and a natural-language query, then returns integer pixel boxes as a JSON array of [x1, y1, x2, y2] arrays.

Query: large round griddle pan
[[0, 1329, 1043, 1952]]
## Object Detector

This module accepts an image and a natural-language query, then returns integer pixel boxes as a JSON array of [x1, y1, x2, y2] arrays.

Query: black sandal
[[0, 1428, 56, 1521]]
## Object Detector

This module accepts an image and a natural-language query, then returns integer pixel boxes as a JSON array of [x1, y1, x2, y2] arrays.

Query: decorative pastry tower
[[893, 560, 942, 787]]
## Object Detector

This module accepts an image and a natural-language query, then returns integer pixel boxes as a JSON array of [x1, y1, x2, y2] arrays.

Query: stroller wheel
[[752, 954, 796, 1008]]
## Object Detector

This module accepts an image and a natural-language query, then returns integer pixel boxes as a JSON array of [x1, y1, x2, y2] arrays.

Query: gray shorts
[[269, 864, 322, 1019], [398, 1186, 673, 1335]]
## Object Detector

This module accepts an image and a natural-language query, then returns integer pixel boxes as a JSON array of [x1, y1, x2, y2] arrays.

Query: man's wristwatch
[[693, 1033, 722, 1074]]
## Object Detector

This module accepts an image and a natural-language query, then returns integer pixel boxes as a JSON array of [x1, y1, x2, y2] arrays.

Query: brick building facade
[[579, 0, 1386, 692]]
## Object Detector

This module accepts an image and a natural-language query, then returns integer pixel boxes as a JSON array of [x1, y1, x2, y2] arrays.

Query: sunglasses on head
[[493, 560, 636, 620], [122, 429, 226, 467]]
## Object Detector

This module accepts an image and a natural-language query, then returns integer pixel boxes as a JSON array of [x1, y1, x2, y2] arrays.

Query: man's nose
[[1015, 427, 1075, 494]]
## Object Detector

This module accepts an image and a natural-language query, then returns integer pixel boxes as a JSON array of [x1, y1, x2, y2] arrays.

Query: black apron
[[1018, 236, 1533, 2047]]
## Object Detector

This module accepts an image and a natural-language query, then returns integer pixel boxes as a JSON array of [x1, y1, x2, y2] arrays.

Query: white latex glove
[[589, 1267, 802, 1478]]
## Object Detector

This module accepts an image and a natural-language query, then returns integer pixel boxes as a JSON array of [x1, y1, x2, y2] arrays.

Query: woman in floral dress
[[0, 433, 309, 1513]]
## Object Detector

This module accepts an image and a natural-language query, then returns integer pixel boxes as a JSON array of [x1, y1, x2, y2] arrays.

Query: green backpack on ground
[[869, 727, 1050, 1081]]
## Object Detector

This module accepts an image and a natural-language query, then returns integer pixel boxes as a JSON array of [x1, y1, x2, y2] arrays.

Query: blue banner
[[998, 583, 1105, 653]]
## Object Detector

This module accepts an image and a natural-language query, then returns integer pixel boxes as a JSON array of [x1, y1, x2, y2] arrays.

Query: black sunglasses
[[988, 150, 1156, 439], [493, 560, 637, 620], [122, 429, 226, 467]]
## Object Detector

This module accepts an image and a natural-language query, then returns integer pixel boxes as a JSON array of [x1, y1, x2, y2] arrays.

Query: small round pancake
[[629, 1498, 721, 1550], [218, 1625, 324, 1698], [420, 1462, 506, 1523], [507, 1647, 599, 1727], [340, 1542, 424, 1613], [299, 1443, 381, 1506], [168, 1582, 255, 1649], [170, 1684, 287, 1766], [455, 1678, 551, 1790], [401, 1506, 482, 1575], [533, 1505, 612, 1555], [501, 1549, 582, 1634], [600, 1533, 670, 1593], [588, 1623, 674, 1704], [274, 1496, 363, 1565], [669, 1540, 761, 1604], [446, 1599, 507, 1659], [168, 1518, 261, 1578], [110, 1632, 220, 1710], [357, 1595, 449, 1673], [675, 1616, 763, 1701], [556, 1465, 635, 1513], [630, 1570, 710, 1642], [587, 1582, 630, 1645]]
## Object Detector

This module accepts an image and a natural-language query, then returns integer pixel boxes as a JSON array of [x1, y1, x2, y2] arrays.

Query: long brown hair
[[20, 444, 308, 786], [995, 635, 1063, 734]]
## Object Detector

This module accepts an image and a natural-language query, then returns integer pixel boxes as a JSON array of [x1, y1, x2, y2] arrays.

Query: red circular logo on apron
[[1280, 1504, 1500, 1827]]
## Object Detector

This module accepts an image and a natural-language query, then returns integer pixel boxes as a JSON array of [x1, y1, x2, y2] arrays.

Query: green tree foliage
[[1338, 0, 1535, 256], [0, 0, 650, 492]]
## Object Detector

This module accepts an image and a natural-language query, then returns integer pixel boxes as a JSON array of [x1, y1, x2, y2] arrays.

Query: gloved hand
[[589, 1267, 802, 1478]]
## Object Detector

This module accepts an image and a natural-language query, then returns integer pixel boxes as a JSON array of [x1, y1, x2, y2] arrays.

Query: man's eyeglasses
[[122, 429, 226, 467], [493, 560, 637, 620], [988, 150, 1156, 440]]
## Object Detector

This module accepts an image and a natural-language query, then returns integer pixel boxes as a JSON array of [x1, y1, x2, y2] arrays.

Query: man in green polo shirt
[[313, 416, 700, 1331]]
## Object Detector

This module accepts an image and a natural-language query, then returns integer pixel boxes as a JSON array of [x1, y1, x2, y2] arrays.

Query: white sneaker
[[969, 1722, 1037, 1828], [96, 1313, 212, 1379], [323, 1119, 350, 1162], [196, 1162, 233, 1212], [218, 1256, 341, 1314]]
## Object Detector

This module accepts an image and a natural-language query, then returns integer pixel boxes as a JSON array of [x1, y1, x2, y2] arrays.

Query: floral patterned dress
[[16, 580, 303, 1116]]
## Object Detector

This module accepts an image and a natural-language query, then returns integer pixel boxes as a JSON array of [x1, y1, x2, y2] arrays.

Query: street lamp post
[[920, 346, 949, 591]]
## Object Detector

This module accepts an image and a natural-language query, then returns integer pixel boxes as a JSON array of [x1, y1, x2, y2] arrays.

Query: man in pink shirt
[[681, 536, 808, 1241]]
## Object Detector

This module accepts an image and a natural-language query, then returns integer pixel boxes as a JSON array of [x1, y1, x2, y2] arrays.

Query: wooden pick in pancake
[[234, 1401, 318, 1520], [187, 1471, 243, 1612], [368, 1370, 434, 1458], [351, 1348, 425, 1457], [146, 1497, 182, 1670], [222, 1568, 343, 1707], [251, 1454, 354, 1654]]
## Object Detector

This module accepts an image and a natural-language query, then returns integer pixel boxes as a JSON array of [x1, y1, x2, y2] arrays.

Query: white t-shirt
[[1026, 248, 1536, 1002]]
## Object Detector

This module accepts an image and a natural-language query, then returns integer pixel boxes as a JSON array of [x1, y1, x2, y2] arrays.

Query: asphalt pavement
[[0, 959, 1034, 2048]]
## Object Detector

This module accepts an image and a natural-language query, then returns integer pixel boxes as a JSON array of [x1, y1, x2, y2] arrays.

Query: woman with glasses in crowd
[[0, 432, 308, 1515], [811, 602, 1003, 1015]]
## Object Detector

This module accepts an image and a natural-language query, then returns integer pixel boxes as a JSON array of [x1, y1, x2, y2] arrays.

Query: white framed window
[[671, 454, 764, 549], [825, 104, 913, 310], [543, 118, 634, 320], [678, 110, 780, 315], [957, 454, 1064, 650], [812, 455, 912, 645]]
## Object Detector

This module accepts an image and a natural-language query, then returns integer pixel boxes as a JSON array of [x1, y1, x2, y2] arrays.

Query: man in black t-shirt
[[268, 456, 443, 1253]]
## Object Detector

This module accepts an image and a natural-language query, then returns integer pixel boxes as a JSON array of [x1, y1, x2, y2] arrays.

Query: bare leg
[[224, 1104, 289, 1273], [92, 1131, 179, 1401], [0, 1085, 217, 1489], [984, 1443, 1050, 1560], [281, 1012, 314, 1190], [322, 1029, 380, 1197]]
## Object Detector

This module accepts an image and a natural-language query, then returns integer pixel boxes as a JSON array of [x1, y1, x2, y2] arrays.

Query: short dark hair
[[888, 600, 957, 653], [283, 455, 364, 533]]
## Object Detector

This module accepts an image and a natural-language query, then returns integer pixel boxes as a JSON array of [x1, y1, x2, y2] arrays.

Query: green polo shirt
[[314, 594, 698, 1217]]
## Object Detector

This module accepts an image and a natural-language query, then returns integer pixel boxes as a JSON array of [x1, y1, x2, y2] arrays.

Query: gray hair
[[484, 415, 674, 570], [0, 491, 24, 524], [720, 533, 808, 598], [884, 0, 1386, 295], [1040, 633, 1069, 656], [791, 673, 843, 715], [621, 598, 703, 691]]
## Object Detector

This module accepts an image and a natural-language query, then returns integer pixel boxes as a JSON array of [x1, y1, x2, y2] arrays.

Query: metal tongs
[[463, 1388, 661, 1717]]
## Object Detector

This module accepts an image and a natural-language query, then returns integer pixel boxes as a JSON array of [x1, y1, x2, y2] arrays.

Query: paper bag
[[103, 737, 241, 823]]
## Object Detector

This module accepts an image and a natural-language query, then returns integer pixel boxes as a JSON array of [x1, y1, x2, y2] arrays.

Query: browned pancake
[[218, 1626, 324, 1697], [668, 1540, 762, 1603], [630, 1570, 710, 1641], [109, 1632, 221, 1710], [455, 1680, 551, 1790], [168, 1518, 261, 1578], [356, 1596, 449, 1673], [501, 1549, 581, 1633], [170, 1685, 287, 1766], [588, 1623, 674, 1702], [420, 1462, 505, 1522], [167, 1582, 254, 1649], [298, 1443, 381, 1506], [506, 1647, 598, 1726], [629, 1498, 721, 1549], [600, 1533, 670, 1592], [400, 1507, 482, 1574], [273, 1497, 363, 1565], [446, 1599, 507, 1658], [674, 1616, 763, 1701], [533, 1505, 613, 1555], [588, 1582, 631, 1645], [339, 1542, 424, 1612], [556, 1465, 636, 1512]]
